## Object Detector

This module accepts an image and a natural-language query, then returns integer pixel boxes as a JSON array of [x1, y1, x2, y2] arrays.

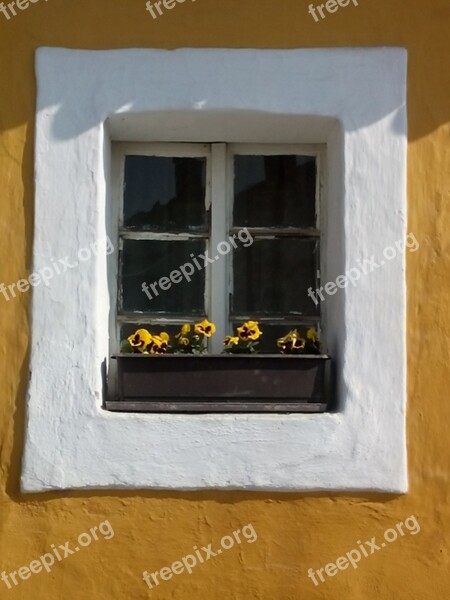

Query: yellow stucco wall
[[0, 0, 449, 597]]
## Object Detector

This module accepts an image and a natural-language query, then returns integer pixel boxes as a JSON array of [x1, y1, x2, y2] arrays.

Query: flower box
[[106, 354, 331, 413]]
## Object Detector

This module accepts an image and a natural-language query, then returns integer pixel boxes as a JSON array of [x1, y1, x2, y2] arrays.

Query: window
[[24, 47, 407, 492], [109, 142, 326, 413], [111, 143, 323, 359]]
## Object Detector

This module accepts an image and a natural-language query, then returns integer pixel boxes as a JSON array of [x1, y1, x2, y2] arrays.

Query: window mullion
[[209, 143, 228, 353]]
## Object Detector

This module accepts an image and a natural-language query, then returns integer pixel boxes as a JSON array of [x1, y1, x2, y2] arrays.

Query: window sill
[[107, 354, 331, 413]]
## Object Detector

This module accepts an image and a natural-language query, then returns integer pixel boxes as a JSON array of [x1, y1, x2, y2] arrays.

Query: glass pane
[[232, 239, 319, 316], [229, 322, 321, 354], [233, 154, 316, 228], [123, 155, 207, 232], [121, 240, 205, 314]]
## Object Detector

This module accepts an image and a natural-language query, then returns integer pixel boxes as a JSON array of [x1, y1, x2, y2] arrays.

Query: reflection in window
[[121, 239, 206, 314], [124, 156, 207, 232], [233, 155, 316, 229], [232, 239, 319, 316]]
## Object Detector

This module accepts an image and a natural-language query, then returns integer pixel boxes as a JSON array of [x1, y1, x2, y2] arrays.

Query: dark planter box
[[107, 354, 331, 413]]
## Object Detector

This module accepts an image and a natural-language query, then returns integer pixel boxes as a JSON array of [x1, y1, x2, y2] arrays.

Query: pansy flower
[[127, 329, 152, 353], [277, 329, 306, 353], [194, 319, 216, 337], [237, 321, 261, 341], [148, 332, 170, 354], [223, 336, 239, 346], [176, 324, 191, 339]]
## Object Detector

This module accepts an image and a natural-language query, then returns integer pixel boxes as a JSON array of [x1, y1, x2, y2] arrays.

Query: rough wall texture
[[0, 0, 449, 598]]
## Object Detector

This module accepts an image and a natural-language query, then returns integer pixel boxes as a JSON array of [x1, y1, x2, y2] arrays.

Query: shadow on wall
[[33, 47, 410, 141], [2, 45, 450, 142]]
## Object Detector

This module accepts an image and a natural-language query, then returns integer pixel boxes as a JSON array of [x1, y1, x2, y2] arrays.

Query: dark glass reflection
[[123, 156, 207, 232], [233, 155, 316, 228], [121, 239, 205, 314], [232, 239, 319, 316]]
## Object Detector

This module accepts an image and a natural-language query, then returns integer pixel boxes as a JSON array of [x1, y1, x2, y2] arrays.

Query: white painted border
[[22, 48, 408, 492]]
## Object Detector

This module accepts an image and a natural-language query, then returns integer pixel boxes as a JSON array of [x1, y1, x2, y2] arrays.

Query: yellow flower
[[305, 328, 320, 353], [176, 324, 191, 339], [277, 329, 305, 352], [292, 336, 306, 351], [179, 336, 190, 346], [151, 333, 170, 354], [277, 331, 290, 350], [277, 332, 289, 349], [224, 336, 239, 346], [128, 329, 152, 353], [194, 319, 216, 337], [237, 321, 261, 341]]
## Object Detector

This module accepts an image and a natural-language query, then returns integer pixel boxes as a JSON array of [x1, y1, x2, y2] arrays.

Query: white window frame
[[111, 143, 212, 374], [111, 142, 324, 365], [226, 143, 325, 350], [23, 47, 408, 493]]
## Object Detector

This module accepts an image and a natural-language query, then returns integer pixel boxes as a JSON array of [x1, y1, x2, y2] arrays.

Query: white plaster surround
[[22, 47, 408, 493]]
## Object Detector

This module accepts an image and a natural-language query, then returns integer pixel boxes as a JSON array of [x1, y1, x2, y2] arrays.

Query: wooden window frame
[[226, 143, 324, 343], [108, 141, 326, 406]]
